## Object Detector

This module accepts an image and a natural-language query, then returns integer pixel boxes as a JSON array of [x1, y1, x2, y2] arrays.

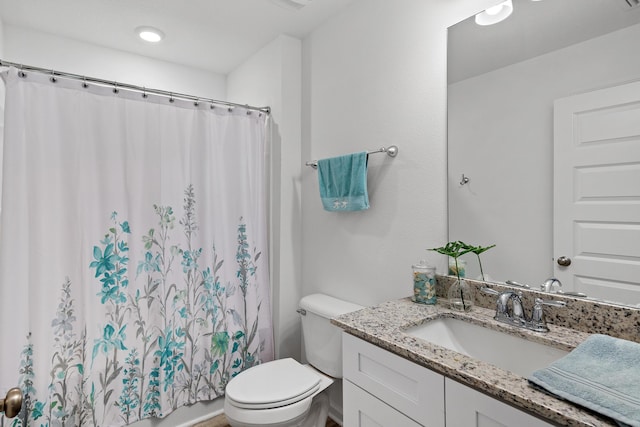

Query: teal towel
[[317, 152, 369, 211], [529, 334, 640, 427]]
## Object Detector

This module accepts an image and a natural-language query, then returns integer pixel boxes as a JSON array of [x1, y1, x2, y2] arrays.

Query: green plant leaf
[[463, 243, 496, 255], [428, 240, 474, 258]]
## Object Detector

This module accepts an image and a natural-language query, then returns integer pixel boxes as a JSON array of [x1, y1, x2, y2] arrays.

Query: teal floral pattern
[[7, 185, 268, 427]]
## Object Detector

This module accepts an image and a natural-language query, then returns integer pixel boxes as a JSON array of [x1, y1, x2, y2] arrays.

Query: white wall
[[448, 23, 640, 285], [0, 17, 4, 57], [299, 2, 496, 417], [227, 35, 303, 362], [3, 25, 226, 99], [300, 0, 494, 306]]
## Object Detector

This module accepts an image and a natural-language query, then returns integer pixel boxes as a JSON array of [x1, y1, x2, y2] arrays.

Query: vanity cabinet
[[342, 333, 554, 427], [343, 333, 445, 427], [445, 378, 554, 427]]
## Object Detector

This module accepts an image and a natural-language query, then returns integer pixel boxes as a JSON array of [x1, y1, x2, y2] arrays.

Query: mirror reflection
[[447, 0, 640, 306]]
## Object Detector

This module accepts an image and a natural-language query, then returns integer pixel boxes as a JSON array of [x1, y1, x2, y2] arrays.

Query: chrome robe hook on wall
[[460, 174, 470, 185]]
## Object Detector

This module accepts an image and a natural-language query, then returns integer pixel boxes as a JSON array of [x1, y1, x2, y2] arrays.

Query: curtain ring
[[50, 69, 57, 83], [194, 98, 200, 107], [169, 93, 175, 103], [82, 76, 89, 88], [142, 87, 148, 98], [209, 102, 215, 110], [113, 82, 119, 94], [18, 65, 26, 78], [227, 106, 234, 113]]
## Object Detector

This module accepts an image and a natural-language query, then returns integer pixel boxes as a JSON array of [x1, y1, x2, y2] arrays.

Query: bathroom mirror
[[447, 0, 640, 306]]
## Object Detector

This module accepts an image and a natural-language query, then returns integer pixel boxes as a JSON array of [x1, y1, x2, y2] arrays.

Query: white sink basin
[[405, 317, 568, 377]]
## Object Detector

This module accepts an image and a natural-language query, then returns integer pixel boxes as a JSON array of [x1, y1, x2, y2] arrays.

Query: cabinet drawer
[[344, 379, 422, 427], [343, 333, 445, 426], [445, 379, 554, 427]]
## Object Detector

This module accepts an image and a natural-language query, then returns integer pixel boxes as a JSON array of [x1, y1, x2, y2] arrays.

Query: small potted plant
[[429, 241, 496, 311]]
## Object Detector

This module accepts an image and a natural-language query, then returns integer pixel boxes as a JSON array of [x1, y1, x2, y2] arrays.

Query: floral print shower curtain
[[0, 67, 273, 426]]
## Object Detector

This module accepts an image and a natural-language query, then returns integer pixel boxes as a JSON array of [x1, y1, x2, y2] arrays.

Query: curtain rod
[[0, 59, 271, 114]]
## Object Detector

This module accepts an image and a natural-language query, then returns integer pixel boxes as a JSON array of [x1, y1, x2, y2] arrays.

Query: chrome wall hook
[[460, 174, 470, 185]]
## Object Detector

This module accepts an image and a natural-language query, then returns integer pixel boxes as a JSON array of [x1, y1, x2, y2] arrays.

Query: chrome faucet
[[481, 287, 566, 332], [540, 277, 561, 293], [540, 277, 588, 298], [495, 290, 525, 326]]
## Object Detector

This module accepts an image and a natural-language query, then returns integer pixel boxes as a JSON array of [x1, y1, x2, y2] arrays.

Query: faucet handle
[[536, 298, 567, 308], [480, 287, 499, 296], [530, 298, 566, 330], [505, 279, 530, 289]]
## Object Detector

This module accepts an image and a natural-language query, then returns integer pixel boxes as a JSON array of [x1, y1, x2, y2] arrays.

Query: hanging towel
[[317, 151, 369, 211], [529, 334, 640, 427]]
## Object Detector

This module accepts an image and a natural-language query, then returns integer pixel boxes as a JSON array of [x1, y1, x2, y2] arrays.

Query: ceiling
[[448, 0, 640, 84], [0, 0, 358, 75]]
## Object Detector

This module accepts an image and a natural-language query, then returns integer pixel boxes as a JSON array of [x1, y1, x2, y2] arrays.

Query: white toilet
[[224, 293, 363, 427]]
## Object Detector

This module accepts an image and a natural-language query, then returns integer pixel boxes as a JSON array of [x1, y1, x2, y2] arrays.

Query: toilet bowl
[[223, 294, 363, 427]]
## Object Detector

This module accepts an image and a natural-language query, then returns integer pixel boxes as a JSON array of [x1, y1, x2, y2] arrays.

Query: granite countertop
[[332, 297, 617, 427]]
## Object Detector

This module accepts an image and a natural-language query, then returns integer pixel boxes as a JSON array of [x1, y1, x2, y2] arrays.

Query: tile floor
[[192, 413, 340, 427]]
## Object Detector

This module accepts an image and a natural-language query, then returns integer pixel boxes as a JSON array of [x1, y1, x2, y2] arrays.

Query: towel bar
[[305, 145, 398, 169]]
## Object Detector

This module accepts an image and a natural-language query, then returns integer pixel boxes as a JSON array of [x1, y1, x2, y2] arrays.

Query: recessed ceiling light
[[475, 0, 513, 26], [136, 26, 165, 43]]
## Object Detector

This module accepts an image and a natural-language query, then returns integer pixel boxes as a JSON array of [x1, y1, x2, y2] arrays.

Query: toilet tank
[[299, 293, 363, 378]]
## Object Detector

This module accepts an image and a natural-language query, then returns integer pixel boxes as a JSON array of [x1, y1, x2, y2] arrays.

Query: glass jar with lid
[[412, 260, 437, 304]]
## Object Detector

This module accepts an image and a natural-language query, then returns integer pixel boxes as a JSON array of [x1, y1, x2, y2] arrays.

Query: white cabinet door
[[554, 80, 640, 302], [344, 380, 423, 427], [445, 379, 553, 427], [343, 333, 445, 427]]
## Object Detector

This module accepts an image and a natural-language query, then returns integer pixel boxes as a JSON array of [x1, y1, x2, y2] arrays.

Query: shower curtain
[[0, 67, 273, 426]]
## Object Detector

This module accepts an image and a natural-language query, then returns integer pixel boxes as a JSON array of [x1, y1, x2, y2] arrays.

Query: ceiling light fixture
[[475, 0, 514, 26], [136, 26, 165, 43]]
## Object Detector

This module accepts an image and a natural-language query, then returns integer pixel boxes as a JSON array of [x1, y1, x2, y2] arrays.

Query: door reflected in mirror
[[447, 0, 640, 307]]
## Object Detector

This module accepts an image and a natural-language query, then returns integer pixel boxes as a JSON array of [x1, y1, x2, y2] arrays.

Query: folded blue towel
[[317, 152, 369, 212], [529, 334, 640, 427]]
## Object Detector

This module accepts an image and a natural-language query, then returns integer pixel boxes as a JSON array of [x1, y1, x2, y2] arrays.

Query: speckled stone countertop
[[332, 298, 618, 427]]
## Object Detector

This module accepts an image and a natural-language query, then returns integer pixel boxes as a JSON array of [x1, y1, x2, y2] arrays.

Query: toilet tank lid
[[299, 293, 363, 318]]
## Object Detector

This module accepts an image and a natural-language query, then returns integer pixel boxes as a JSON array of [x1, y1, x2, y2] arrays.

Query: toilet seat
[[225, 392, 315, 426], [225, 358, 321, 410]]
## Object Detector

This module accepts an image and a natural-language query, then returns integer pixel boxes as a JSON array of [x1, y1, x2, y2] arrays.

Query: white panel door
[[554, 80, 640, 303]]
